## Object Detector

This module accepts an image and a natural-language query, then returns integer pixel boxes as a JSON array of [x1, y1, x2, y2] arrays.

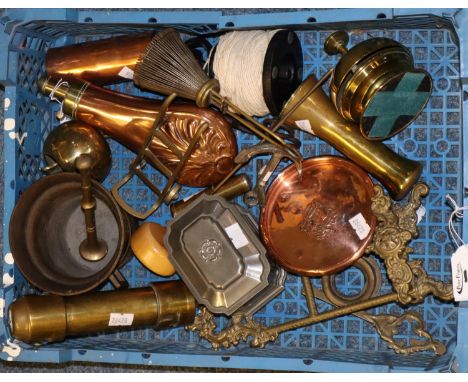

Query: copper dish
[[260, 156, 376, 276]]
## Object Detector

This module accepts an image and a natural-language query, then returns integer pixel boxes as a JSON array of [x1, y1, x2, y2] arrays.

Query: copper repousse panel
[[260, 156, 376, 276]]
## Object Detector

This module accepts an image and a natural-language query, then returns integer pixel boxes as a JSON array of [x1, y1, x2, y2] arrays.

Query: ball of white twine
[[212, 30, 282, 117]]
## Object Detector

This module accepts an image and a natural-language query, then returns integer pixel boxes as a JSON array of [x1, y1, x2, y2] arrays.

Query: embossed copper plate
[[260, 156, 376, 276]]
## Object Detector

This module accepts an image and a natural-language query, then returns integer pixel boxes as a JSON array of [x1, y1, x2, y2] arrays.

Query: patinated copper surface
[[260, 156, 376, 276], [46, 33, 154, 85], [39, 77, 237, 187]]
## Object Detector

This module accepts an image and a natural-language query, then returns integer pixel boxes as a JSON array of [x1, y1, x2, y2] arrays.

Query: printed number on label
[[108, 313, 134, 326], [348, 213, 371, 240]]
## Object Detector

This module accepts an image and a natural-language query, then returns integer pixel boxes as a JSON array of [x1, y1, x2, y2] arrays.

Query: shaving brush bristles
[[134, 28, 211, 101]]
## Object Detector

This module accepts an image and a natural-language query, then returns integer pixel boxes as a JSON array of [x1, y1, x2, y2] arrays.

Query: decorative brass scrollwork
[[187, 183, 454, 355]]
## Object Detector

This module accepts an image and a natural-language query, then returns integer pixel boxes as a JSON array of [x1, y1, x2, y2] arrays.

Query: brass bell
[[325, 31, 432, 141]]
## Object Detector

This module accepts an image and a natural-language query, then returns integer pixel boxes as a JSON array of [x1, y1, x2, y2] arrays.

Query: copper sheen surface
[[260, 156, 376, 276]]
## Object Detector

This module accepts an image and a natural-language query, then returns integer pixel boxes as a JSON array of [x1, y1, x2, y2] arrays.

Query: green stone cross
[[363, 72, 429, 138]]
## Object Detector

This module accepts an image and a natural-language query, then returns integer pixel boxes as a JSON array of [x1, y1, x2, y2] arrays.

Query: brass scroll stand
[[187, 183, 454, 355], [111, 93, 209, 220]]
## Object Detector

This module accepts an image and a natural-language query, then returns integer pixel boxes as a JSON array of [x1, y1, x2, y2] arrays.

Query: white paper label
[[348, 213, 371, 240], [225, 223, 250, 249], [295, 120, 315, 135], [416, 205, 426, 224], [118, 66, 134, 80], [108, 313, 134, 326], [451, 245, 468, 301]]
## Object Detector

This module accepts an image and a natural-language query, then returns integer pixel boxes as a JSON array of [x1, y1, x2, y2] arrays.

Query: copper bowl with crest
[[260, 156, 376, 276]]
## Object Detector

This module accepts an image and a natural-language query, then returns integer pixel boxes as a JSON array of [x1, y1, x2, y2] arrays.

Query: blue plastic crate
[[1, 8, 468, 372]]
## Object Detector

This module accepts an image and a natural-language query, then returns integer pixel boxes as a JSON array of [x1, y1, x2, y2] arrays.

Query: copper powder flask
[[38, 77, 238, 188], [279, 74, 422, 200]]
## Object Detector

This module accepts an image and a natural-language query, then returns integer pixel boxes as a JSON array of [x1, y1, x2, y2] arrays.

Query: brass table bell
[[325, 31, 432, 141]]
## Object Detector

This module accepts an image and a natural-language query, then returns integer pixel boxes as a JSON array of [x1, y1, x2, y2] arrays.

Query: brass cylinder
[[46, 32, 155, 85], [38, 77, 237, 188], [170, 174, 252, 216], [280, 75, 422, 200], [8, 281, 196, 344], [324, 31, 432, 141]]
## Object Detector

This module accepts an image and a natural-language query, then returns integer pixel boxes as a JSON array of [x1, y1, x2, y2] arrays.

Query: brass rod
[[225, 102, 291, 149], [224, 107, 293, 153], [75, 154, 108, 262], [142, 149, 173, 179], [211, 69, 333, 194], [301, 276, 318, 316], [267, 292, 398, 335], [312, 285, 371, 322], [211, 165, 241, 193], [134, 167, 163, 197], [153, 129, 185, 159], [210, 92, 288, 149], [157, 122, 208, 205]]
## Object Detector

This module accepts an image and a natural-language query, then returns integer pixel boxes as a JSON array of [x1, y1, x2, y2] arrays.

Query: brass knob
[[324, 31, 349, 56]]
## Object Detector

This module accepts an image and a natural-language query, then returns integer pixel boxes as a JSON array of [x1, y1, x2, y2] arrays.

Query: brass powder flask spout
[[280, 74, 422, 200]]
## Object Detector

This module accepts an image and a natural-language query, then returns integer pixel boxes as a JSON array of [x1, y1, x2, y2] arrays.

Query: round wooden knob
[[130, 222, 176, 277]]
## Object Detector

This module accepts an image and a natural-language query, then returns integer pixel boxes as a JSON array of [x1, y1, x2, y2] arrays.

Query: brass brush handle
[[75, 154, 108, 262]]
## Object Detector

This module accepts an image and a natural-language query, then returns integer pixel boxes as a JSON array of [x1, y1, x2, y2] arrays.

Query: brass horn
[[280, 74, 422, 200]]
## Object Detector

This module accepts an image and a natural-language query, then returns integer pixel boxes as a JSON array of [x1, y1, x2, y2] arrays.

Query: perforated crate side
[[1, 8, 467, 372]]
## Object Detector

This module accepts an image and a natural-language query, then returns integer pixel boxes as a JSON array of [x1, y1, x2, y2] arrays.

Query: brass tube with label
[[8, 281, 196, 344]]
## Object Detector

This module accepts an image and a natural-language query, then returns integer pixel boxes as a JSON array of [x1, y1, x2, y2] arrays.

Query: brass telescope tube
[[280, 75, 422, 200], [8, 281, 196, 344]]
